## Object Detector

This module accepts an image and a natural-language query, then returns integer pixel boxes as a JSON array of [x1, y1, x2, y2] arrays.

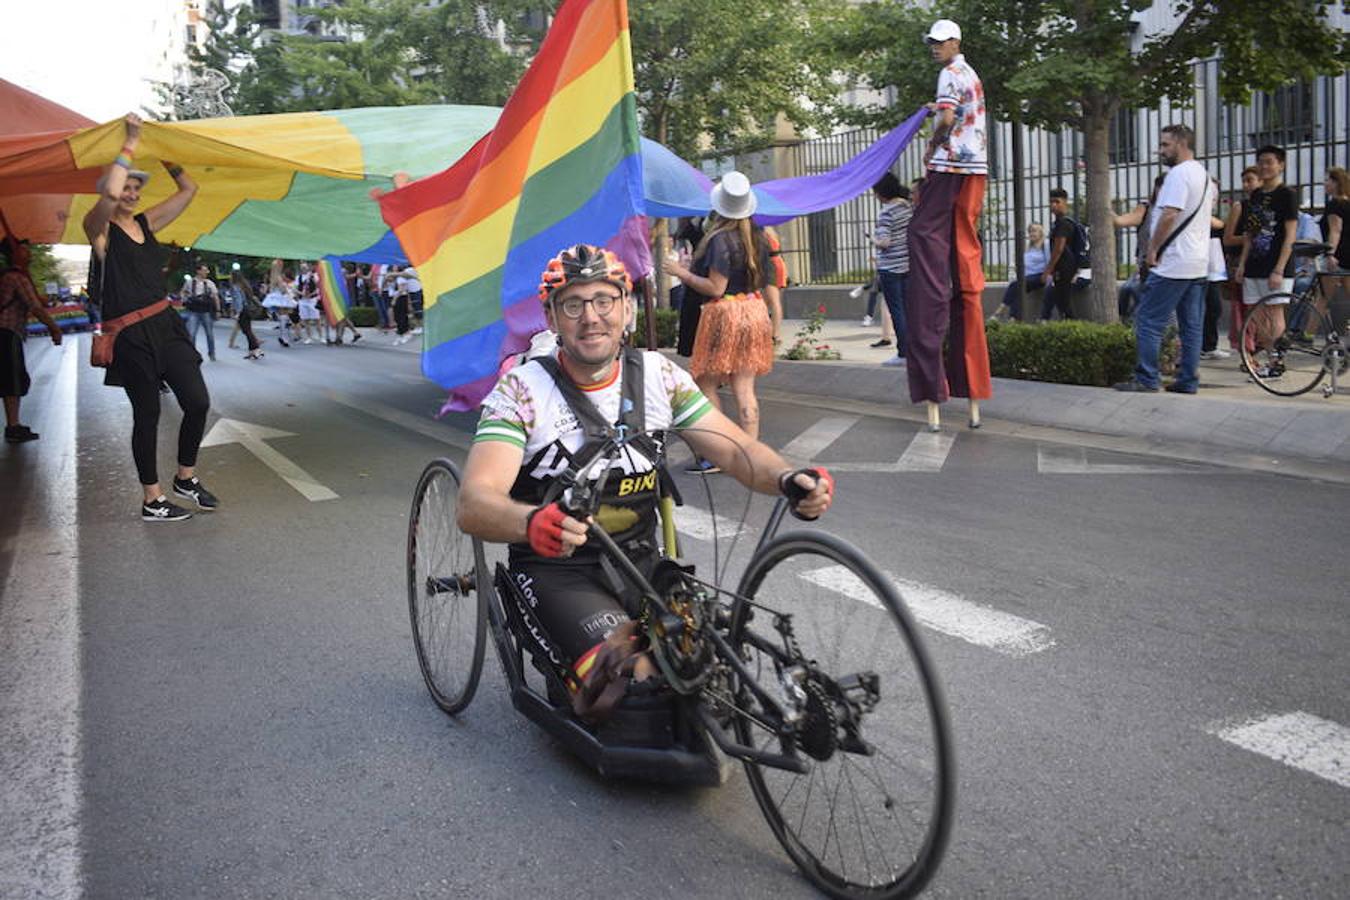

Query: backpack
[[1068, 218, 1091, 269]]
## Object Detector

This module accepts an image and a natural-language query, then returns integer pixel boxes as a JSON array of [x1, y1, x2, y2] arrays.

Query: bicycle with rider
[[456, 244, 834, 711]]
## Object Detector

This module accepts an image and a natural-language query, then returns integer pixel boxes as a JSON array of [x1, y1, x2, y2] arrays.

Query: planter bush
[[634, 307, 679, 348], [348, 306, 380, 327], [985, 320, 1140, 387]]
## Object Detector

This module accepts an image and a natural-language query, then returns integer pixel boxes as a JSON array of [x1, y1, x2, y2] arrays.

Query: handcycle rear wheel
[[1239, 292, 1331, 397], [407, 458, 487, 715], [728, 532, 954, 900]]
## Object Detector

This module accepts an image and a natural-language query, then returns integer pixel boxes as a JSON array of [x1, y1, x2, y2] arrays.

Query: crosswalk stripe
[[325, 389, 470, 449], [1210, 711, 1350, 788], [801, 565, 1056, 656], [672, 505, 748, 541], [1037, 445, 1226, 475], [778, 416, 859, 462], [896, 430, 957, 472]]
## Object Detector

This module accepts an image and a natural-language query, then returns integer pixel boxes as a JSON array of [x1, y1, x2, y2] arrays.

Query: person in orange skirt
[[905, 19, 992, 430], [664, 172, 781, 459]]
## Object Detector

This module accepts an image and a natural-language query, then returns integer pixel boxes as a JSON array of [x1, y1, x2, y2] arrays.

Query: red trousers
[[903, 172, 992, 403]]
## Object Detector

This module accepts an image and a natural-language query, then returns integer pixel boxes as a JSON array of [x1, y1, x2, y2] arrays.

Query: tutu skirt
[[262, 290, 294, 309], [298, 299, 321, 321], [690, 292, 773, 379]]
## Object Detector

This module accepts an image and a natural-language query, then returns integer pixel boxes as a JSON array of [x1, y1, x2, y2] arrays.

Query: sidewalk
[[755, 317, 1350, 467]]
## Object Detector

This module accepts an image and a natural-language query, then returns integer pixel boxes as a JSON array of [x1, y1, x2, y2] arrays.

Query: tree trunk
[[651, 109, 671, 309], [1082, 100, 1118, 323], [1011, 109, 1027, 313]]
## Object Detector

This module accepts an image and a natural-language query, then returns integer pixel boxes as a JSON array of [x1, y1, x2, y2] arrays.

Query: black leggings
[[123, 350, 210, 486], [239, 316, 260, 351], [394, 296, 411, 335], [1203, 282, 1223, 352]]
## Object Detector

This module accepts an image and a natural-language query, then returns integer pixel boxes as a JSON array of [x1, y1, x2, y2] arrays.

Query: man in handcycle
[[458, 243, 834, 725]]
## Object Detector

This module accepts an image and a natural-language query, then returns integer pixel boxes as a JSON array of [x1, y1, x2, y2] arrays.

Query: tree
[[834, 0, 1349, 322], [26, 244, 66, 292]]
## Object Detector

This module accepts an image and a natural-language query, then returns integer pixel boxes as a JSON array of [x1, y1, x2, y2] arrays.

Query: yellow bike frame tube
[[659, 495, 678, 558]]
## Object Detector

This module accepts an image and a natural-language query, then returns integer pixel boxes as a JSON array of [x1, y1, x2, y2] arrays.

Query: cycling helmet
[[537, 244, 632, 303]]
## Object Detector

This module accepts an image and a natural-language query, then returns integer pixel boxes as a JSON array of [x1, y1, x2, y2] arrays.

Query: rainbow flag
[[315, 257, 351, 325], [378, 0, 649, 411]]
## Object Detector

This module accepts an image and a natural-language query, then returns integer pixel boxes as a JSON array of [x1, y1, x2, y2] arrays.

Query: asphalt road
[[2, 325, 1347, 899]]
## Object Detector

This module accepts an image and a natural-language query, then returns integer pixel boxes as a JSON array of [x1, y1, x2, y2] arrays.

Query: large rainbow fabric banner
[[377, 0, 648, 411], [315, 257, 351, 325]]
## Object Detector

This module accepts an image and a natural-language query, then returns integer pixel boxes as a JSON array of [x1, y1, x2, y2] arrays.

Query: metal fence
[[767, 58, 1348, 286]]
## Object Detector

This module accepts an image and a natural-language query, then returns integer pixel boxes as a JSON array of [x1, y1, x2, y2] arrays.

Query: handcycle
[[406, 429, 955, 899], [1239, 241, 1349, 398]]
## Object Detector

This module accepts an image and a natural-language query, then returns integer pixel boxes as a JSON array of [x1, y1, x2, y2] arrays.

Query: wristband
[[114, 154, 133, 170], [526, 502, 568, 558], [167, 165, 184, 179]]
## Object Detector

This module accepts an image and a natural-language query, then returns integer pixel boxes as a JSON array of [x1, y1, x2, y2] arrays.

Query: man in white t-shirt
[[1115, 124, 1212, 394]]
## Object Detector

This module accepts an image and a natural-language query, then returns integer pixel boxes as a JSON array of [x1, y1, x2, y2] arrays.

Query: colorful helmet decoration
[[537, 244, 632, 303]]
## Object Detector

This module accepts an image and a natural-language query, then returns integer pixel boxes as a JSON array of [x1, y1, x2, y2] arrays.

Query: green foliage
[[783, 305, 842, 360], [634, 307, 679, 348], [189, 0, 526, 116], [25, 245, 66, 291], [985, 319, 1137, 386], [349, 306, 380, 327], [628, 0, 847, 158]]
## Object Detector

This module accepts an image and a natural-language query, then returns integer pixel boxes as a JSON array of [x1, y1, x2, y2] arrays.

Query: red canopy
[[0, 78, 96, 242]]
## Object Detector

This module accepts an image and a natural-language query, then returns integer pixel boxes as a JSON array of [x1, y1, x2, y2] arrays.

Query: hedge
[[348, 306, 380, 327], [985, 320, 1174, 387], [634, 307, 679, 348]]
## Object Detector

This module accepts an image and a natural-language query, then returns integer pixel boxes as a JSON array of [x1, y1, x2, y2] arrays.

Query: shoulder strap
[[1156, 173, 1209, 261], [534, 355, 614, 442]]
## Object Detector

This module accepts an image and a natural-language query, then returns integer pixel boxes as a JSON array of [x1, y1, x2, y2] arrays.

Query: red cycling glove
[[778, 467, 835, 521], [526, 502, 569, 557]]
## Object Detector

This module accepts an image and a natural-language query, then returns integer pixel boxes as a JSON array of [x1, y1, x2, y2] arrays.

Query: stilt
[[926, 401, 941, 433], [968, 398, 981, 429]]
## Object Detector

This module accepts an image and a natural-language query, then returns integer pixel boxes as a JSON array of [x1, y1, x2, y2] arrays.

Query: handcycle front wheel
[[407, 458, 488, 715], [1239, 292, 1331, 397], [728, 532, 954, 900]]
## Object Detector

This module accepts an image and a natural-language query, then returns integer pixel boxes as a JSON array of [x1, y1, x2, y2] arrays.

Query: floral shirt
[[928, 54, 987, 176], [0, 270, 42, 336]]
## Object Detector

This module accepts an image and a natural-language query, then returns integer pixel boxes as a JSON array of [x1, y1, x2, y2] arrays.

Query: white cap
[[709, 171, 758, 220], [925, 19, 961, 43]]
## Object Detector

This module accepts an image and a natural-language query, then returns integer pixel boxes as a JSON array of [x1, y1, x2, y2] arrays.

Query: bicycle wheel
[[1239, 292, 1330, 397], [407, 458, 487, 715], [728, 532, 954, 900]]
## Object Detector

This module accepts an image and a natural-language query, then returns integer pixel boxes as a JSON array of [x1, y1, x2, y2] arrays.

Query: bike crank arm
[[693, 703, 809, 774]]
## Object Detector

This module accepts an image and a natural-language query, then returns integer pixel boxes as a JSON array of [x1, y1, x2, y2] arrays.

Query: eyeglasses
[[553, 292, 620, 320]]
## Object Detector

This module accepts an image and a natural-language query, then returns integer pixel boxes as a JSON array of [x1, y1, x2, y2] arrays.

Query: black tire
[[407, 458, 487, 715], [729, 532, 954, 900], [1239, 292, 1329, 397]]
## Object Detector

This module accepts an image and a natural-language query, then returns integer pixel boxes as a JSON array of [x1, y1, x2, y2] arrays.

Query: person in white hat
[[663, 171, 782, 456], [906, 18, 992, 430]]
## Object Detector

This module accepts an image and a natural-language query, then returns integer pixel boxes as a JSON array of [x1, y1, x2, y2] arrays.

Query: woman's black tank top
[[98, 214, 168, 321]]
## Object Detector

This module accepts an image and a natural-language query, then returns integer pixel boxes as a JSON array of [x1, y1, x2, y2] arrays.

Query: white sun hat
[[709, 171, 758, 220], [925, 19, 961, 43]]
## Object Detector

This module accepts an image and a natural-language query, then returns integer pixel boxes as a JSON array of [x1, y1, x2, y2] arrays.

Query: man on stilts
[[904, 18, 992, 431]]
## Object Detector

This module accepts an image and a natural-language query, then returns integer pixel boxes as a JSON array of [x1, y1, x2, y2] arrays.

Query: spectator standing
[[1113, 174, 1167, 322], [992, 222, 1049, 322], [1201, 176, 1232, 359], [1320, 167, 1350, 305], [390, 265, 413, 345], [871, 174, 912, 363], [663, 171, 781, 450], [1114, 124, 1212, 394], [1, 240, 63, 443], [182, 262, 221, 361], [83, 113, 217, 521], [1222, 165, 1261, 351], [1234, 145, 1298, 373], [1041, 189, 1083, 321], [400, 266, 425, 335], [231, 270, 265, 360], [905, 19, 992, 430]]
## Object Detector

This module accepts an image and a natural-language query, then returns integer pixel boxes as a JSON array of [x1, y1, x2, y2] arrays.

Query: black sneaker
[[4, 425, 38, 443], [684, 459, 721, 474], [351, 333, 362, 344], [142, 496, 192, 522], [173, 476, 220, 510], [1112, 380, 1160, 393]]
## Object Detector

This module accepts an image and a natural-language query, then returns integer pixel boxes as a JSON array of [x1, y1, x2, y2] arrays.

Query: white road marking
[[672, 505, 748, 541], [802, 564, 1056, 656], [778, 416, 859, 463], [829, 429, 957, 473], [325, 390, 470, 450], [1037, 445, 1219, 475], [200, 417, 338, 501], [0, 338, 82, 899], [1210, 711, 1350, 788]]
